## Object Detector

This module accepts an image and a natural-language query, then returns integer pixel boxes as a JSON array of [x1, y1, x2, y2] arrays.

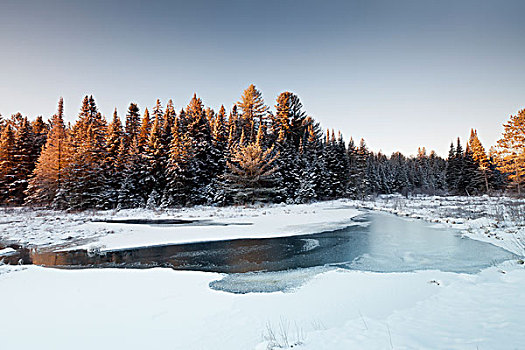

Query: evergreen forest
[[0, 85, 523, 210]]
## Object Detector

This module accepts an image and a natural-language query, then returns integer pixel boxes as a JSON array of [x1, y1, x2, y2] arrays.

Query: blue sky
[[1, 0, 524, 156]]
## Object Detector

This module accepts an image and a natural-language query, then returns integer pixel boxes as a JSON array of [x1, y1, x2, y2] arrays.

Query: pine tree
[[118, 136, 145, 208], [205, 107, 215, 125], [26, 98, 73, 206], [274, 128, 300, 202], [185, 94, 221, 203], [162, 99, 176, 154], [0, 124, 16, 204], [454, 138, 467, 195], [31, 115, 49, 154], [320, 130, 349, 199], [427, 150, 447, 194], [237, 84, 269, 143], [209, 105, 228, 178], [295, 122, 324, 202], [227, 104, 240, 147], [212, 105, 228, 152], [223, 141, 279, 204], [272, 92, 311, 202], [273, 92, 308, 148], [100, 108, 124, 208], [151, 99, 164, 127], [8, 117, 36, 204], [163, 113, 193, 206], [62, 96, 108, 209], [138, 108, 151, 151], [144, 104, 167, 205], [463, 143, 485, 195], [163, 95, 220, 205], [447, 137, 483, 196], [445, 142, 458, 193], [488, 146, 507, 191], [468, 129, 490, 193], [389, 152, 411, 195], [353, 138, 370, 199], [496, 108, 525, 196], [125, 102, 141, 147]]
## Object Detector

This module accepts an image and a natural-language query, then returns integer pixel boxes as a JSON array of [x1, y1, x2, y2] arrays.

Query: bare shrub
[[263, 318, 305, 349]]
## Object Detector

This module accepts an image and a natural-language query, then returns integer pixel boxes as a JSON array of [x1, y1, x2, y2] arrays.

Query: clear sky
[[1, 0, 524, 156]]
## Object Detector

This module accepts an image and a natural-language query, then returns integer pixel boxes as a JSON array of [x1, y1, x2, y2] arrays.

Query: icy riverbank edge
[[1, 196, 525, 349], [1, 195, 523, 256], [349, 195, 525, 256], [0, 200, 363, 251]]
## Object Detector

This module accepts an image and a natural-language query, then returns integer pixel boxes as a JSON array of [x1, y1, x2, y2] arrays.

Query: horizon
[[1, 0, 524, 157]]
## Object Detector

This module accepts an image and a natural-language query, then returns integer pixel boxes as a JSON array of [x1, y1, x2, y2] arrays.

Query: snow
[[1, 196, 524, 349], [3, 196, 522, 256], [301, 238, 320, 252], [0, 262, 524, 349], [0, 247, 16, 256], [350, 195, 525, 256], [0, 201, 363, 251]]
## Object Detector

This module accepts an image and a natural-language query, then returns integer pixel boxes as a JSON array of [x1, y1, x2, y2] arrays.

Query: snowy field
[[0, 262, 524, 349], [1, 196, 525, 349]]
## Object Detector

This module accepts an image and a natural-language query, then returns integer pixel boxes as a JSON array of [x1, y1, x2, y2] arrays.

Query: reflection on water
[[2, 212, 518, 274]]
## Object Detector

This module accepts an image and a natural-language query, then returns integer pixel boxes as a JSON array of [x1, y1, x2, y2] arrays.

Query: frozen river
[[23, 212, 515, 277]]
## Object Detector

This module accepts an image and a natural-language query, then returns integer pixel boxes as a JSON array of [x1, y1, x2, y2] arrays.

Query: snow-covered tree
[[125, 102, 141, 148], [0, 124, 16, 204], [26, 98, 73, 207], [237, 84, 269, 143], [223, 140, 279, 204], [62, 96, 108, 209]]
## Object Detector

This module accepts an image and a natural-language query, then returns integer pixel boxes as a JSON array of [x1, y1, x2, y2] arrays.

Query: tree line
[[0, 85, 523, 209]]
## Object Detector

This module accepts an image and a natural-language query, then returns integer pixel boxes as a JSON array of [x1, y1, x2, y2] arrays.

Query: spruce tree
[[0, 124, 16, 204], [223, 140, 279, 204], [353, 138, 370, 199], [31, 115, 49, 155], [212, 105, 228, 153], [138, 108, 151, 151], [162, 99, 176, 155], [274, 128, 300, 202], [389, 152, 411, 195], [26, 98, 72, 206], [163, 114, 193, 206], [445, 142, 458, 193], [144, 105, 167, 205], [468, 129, 490, 192], [63, 96, 108, 209], [295, 122, 324, 202], [118, 136, 145, 208], [185, 94, 220, 203], [463, 143, 485, 195], [9, 117, 35, 204], [125, 102, 141, 147], [454, 138, 467, 195], [101, 108, 124, 208]]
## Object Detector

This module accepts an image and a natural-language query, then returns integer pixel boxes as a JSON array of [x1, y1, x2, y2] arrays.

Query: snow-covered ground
[[1, 196, 524, 349], [0, 201, 362, 251], [0, 261, 524, 350]]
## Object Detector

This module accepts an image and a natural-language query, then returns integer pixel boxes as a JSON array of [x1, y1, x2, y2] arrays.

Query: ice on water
[[338, 213, 516, 273], [210, 213, 516, 293], [209, 266, 329, 294]]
